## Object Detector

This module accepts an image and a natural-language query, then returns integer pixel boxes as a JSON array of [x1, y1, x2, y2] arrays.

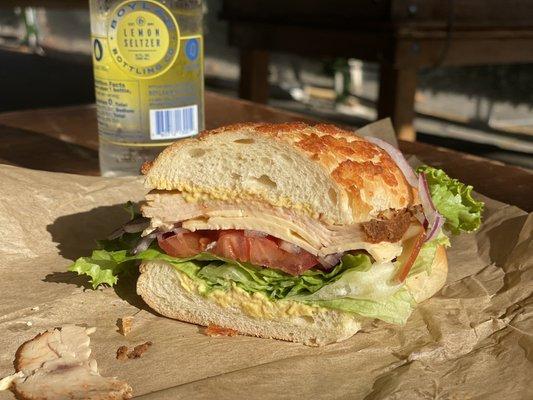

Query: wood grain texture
[[377, 66, 417, 141], [0, 92, 530, 211], [239, 49, 270, 103], [222, 0, 533, 29]]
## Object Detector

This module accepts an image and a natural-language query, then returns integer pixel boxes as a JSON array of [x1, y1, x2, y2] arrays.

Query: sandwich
[[69, 123, 483, 345]]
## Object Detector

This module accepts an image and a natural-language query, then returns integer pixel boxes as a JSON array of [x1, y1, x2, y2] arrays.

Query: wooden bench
[[221, 0, 533, 140]]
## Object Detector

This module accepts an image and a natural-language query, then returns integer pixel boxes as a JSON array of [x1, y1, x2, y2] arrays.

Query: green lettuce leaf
[[417, 166, 484, 234], [292, 259, 400, 302], [68, 239, 415, 323], [123, 200, 137, 220], [69, 239, 370, 296], [310, 288, 415, 325], [197, 252, 371, 299]]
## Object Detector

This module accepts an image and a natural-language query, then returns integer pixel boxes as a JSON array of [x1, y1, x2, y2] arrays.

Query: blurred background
[[0, 0, 532, 169]]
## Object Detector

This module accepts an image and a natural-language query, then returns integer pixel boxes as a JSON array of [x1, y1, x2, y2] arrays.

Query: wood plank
[[221, 0, 389, 27], [395, 37, 533, 68], [228, 23, 391, 61], [0, 92, 316, 152], [238, 49, 270, 103], [222, 0, 533, 31], [0, 104, 98, 150], [377, 66, 418, 141], [228, 22, 533, 67], [398, 29, 533, 39], [205, 92, 317, 127], [222, 0, 533, 29], [391, 0, 533, 28], [0, 124, 99, 175]]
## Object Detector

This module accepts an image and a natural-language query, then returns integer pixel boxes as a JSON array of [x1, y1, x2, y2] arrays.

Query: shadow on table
[[44, 204, 157, 313]]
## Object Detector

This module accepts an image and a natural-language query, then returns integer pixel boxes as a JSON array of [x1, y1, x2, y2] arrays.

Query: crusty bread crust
[[143, 123, 416, 224], [137, 247, 447, 346]]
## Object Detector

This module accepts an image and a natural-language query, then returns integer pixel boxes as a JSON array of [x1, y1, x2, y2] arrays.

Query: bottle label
[[108, 0, 179, 79], [92, 0, 204, 146]]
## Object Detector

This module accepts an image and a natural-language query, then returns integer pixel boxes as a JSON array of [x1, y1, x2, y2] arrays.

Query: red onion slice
[[425, 214, 444, 242], [108, 217, 149, 239], [155, 227, 188, 242], [318, 253, 343, 269], [107, 226, 125, 240], [365, 136, 418, 187], [418, 173, 435, 212], [123, 217, 150, 233], [131, 233, 157, 255], [172, 227, 188, 235], [418, 173, 444, 242]]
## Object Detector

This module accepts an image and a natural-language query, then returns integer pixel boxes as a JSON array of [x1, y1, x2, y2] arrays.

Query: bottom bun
[[137, 246, 447, 346]]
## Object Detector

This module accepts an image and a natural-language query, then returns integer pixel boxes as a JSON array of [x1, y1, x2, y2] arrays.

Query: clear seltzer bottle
[[89, 0, 204, 176]]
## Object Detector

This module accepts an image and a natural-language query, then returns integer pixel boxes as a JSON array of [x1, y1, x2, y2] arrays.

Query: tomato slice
[[157, 229, 319, 275], [394, 223, 425, 282], [214, 230, 251, 262], [247, 235, 280, 267], [157, 231, 213, 258], [212, 231, 318, 275]]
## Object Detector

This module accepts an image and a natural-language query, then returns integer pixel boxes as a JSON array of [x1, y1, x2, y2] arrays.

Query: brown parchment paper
[[0, 129, 532, 399]]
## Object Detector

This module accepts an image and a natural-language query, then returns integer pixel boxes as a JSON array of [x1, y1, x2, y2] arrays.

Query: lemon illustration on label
[[107, 0, 180, 78]]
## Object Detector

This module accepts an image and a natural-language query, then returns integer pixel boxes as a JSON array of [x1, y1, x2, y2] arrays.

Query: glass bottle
[[89, 0, 204, 176]]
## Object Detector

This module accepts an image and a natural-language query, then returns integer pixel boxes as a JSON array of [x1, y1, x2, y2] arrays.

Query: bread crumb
[[128, 342, 152, 359], [117, 316, 134, 336], [140, 161, 153, 175], [116, 346, 129, 361], [204, 325, 239, 337], [116, 342, 153, 361]]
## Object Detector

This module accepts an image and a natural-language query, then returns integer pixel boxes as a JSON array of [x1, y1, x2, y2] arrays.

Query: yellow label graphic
[[108, 0, 180, 78], [91, 0, 204, 146]]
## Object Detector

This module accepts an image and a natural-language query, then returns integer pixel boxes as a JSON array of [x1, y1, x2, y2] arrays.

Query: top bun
[[143, 123, 416, 225]]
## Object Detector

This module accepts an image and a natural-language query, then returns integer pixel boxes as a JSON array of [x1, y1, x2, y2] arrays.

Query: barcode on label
[[150, 105, 198, 140]]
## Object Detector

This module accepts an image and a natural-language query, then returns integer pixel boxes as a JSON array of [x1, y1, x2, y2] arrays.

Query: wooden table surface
[[0, 91, 531, 211]]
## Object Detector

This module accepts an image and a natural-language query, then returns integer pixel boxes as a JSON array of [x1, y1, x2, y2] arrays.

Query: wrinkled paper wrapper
[[1, 120, 532, 399]]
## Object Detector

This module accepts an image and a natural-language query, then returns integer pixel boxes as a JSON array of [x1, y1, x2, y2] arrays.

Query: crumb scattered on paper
[[116, 346, 129, 361], [0, 325, 132, 399], [204, 324, 239, 337], [116, 341, 153, 361], [128, 341, 152, 359], [118, 316, 134, 336]]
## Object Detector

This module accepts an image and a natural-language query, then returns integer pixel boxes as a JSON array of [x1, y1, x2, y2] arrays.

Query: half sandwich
[[70, 122, 483, 346]]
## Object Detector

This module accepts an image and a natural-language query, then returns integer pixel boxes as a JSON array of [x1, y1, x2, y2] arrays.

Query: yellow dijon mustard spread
[[178, 188, 321, 220], [174, 267, 319, 319]]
